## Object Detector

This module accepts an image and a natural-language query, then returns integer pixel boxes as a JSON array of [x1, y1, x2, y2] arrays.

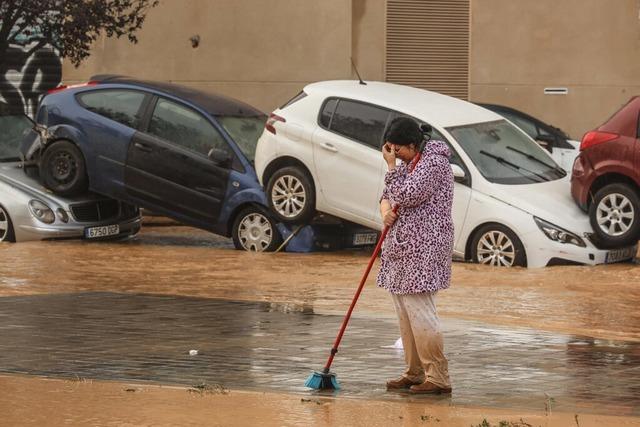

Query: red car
[[571, 97, 640, 248]]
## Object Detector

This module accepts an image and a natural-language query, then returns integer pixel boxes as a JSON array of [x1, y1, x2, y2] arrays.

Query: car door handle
[[134, 142, 152, 153], [320, 142, 338, 153]]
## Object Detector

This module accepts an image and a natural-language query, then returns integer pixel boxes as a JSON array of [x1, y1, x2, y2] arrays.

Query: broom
[[305, 149, 422, 390]]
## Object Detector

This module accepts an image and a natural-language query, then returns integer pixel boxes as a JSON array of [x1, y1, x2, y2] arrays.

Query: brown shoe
[[386, 376, 423, 390], [409, 381, 452, 394]]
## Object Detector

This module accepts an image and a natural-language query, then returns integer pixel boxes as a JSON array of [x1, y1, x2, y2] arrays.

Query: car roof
[[90, 75, 266, 118], [303, 80, 501, 128]]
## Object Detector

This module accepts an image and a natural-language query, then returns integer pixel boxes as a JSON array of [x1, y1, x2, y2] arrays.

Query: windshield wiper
[[506, 145, 566, 177], [479, 150, 548, 183]]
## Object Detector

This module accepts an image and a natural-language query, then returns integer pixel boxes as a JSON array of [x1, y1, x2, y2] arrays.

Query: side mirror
[[208, 148, 231, 167], [451, 164, 466, 183]]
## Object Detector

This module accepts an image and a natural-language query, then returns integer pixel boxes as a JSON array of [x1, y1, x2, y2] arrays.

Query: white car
[[255, 81, 637, 267]]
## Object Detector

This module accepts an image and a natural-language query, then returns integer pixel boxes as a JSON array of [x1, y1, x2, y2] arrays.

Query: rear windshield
[[216, 115, 267, 163], [0, 113, 32, 161]]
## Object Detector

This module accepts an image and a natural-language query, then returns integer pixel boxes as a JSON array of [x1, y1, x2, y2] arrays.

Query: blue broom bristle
[[304, 371, 340, 390], [304, 372, 323, 389]]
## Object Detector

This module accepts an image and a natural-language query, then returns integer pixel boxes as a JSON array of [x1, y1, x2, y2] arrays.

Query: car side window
[[148, 98, 231, 158], [77, 90, 146, 129], [390, 111, 470, 185], [319, 98, 338, 128], [328, 99, 390, 149]]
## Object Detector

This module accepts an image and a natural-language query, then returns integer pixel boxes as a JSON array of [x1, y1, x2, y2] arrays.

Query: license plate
[[605, 245, 638, 263], [353, 232, 378, 246], [85, 224, 120, 239]]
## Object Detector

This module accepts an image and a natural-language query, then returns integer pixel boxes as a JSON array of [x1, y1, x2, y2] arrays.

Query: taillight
[[579, 130, 618, 151], [265, 113, 286, 134], [47, 81, 98, 94]]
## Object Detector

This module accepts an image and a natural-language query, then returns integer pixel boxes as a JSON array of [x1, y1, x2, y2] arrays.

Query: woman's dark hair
[[384, 117, 423, 146]]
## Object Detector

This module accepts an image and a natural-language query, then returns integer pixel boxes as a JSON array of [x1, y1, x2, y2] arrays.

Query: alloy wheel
[[596, 193, 635, 237], [271, 175, 306, 219], [476, 230, 516, 267], [238, 212, 274, 252]]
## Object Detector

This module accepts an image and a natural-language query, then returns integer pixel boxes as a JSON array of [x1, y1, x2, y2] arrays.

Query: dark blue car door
[[124, 96, 231, 229]]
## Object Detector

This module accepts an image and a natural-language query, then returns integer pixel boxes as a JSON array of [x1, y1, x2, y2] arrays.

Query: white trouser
[[391, 292, 451, 388]]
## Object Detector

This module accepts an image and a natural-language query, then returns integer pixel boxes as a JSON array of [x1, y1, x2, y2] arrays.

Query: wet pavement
[[2, 226, 640, 343], [1, 291, 639, 416]]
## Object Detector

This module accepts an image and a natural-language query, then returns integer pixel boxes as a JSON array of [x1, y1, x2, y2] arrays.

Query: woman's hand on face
[[382, 143, 396, 168], [382, 208, 398, 227]]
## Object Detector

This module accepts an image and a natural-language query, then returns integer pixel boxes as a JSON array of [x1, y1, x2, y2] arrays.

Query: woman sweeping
[[378, 117, 454, 394]]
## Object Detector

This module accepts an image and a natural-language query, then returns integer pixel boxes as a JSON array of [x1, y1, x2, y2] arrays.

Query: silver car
[[0, 104, 141, 242]]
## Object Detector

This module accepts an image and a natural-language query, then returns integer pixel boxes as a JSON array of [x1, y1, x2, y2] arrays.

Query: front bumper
[[523, 228, 637, 267], [17, 215, 142, 242]]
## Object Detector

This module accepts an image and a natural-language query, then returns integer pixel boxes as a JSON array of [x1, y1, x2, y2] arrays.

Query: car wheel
[[40, 140, 88, 196], [266, 166, 315, 223], [232, 206, 282, 252], [589, 183, 640, 248], [470, 224, 527, 267], [0, 205, 15, 242]]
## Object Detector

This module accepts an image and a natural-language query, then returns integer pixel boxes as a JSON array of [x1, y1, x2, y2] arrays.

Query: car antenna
[[350, 57, 367, 85]]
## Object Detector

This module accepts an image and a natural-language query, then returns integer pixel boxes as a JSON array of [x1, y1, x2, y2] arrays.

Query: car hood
[[481, 176, 592, 234], [0, 162, 103, 208]]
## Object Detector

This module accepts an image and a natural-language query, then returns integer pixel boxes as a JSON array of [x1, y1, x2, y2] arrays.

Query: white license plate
[[353, 232, 378, 246], [85, 224, 120, 239], [605, 245, 637, 263]]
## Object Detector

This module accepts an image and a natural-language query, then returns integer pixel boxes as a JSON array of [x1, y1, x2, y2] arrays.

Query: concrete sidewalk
[[0, 292, 638, 416]]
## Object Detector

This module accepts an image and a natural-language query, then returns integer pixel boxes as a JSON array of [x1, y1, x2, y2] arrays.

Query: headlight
[[534, 217, 586, 247], [28, 200, 55, 224]]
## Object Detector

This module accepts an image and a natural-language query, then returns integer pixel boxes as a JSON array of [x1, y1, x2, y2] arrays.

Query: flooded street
[[2, 223, 640, 425], [1, 224, 639, 342]]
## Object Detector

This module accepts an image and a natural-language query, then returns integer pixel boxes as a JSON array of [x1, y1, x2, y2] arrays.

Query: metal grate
[[386, 0, 470, 100], [70, 200, 120, 222]]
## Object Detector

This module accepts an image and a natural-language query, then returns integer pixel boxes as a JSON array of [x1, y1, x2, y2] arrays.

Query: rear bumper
[[570, 153, 595, 211]]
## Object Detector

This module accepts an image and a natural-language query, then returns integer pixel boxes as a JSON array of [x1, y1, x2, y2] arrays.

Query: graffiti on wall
[[0, 39, 62, 117]]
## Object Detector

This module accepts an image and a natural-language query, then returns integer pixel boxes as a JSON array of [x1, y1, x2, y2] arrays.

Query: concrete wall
[[469, 0, 640, 139], [352, 0, 385, 82], [64, 0, 640, 140], [63, 0, 353, 113]]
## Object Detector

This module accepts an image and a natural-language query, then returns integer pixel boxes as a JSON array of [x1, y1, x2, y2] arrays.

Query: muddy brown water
[[1, 226, 639, 342]]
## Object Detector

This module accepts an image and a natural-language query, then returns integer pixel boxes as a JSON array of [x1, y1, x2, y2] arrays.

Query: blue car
[[21, 75, 282, 251]]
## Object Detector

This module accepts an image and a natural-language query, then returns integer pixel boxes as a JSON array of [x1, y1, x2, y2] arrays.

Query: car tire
[[589, 183, 640, 248], [40, 140, 88, 196], [0, 205, 15, 242], [266, 166, 315, 224], [470, 224, 527, 267], [232, 206, 282, 252]]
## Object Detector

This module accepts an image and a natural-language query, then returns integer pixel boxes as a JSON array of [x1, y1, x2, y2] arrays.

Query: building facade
[[62, 0, 640, 139]]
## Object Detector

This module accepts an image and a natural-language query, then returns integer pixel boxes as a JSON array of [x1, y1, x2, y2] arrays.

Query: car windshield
[[446, 120, 566, 184], [216, 115, 267, 163], [0, 111, 33, 162]]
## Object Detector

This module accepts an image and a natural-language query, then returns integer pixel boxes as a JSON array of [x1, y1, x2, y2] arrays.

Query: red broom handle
[[322, 151, 421, 373], [322, 205, 397, 372]]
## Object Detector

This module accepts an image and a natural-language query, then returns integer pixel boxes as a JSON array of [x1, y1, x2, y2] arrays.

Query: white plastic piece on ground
[[189, 349, 198, 356], [381, 337, 404, 350]]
